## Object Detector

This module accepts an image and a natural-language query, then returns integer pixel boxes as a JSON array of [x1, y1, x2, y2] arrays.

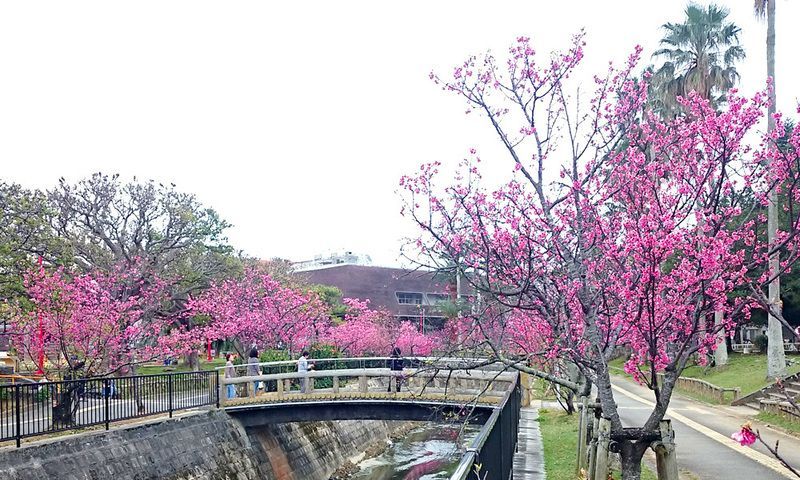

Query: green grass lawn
[[538, 408, 657, 480], [527, 376, 558, 401], [678, 354, 800, 396], [756, 412, 800, 436], [136, 357, 226, 375]]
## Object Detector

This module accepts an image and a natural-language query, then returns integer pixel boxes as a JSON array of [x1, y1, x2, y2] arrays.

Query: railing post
[[168, 374, 174, 418], [576, 396, 589, 474], [104, 378, 110, 430], [593, 418, 611, 480], [215, 372, 220, 408], [14, 384, 21, 448], [359, 374, 367, 393], [332, 376, 339, 394], [654, 420, 679, 480], [587, 412, 600, 479], [277, 376, 284, 398], [499, 402, 506, 477]]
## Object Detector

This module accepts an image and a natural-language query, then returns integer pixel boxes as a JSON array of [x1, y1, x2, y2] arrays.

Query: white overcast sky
[[1, 1, 798, 266]]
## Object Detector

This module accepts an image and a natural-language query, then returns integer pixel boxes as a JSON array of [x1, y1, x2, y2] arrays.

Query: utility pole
[[765, 0, 787, 378]]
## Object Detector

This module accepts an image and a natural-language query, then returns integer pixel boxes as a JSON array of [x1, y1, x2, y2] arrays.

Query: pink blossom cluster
[[12, 261, 170, 376], [325, 298, 440, 356], [185, 268, 331, 353]]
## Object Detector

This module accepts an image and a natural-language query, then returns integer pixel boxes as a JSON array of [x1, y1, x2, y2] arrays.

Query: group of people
[[222, 347, 406, 399]]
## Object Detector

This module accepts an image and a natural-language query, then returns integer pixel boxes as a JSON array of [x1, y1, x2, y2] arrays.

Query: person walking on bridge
[[247, 347, 261, 396], [297, 350, 313, 393], [224, 354, 237, 399], [388, 347, 404, 393]]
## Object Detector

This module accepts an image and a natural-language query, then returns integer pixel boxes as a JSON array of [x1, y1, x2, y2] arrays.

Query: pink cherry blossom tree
[[326, 298, 440, 356], [401, 33, 800, 479], [186, 267, 331, 357], [10, 262, 171, 378]]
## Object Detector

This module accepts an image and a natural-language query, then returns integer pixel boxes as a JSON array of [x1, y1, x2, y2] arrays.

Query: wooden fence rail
[[656, 373, 740, 404]]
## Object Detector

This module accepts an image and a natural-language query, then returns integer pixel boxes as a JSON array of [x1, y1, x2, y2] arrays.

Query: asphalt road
[[612, 376, 800, 479]]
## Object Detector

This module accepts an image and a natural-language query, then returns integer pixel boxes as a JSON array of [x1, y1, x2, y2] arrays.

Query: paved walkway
[[513, 407, 546, 479], [613, 376, 800, 479]]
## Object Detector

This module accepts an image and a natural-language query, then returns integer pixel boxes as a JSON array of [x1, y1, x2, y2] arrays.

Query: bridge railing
[[450, 371, 520, 480], [220, 364, 516, 404], [0, 370, 218, 447], [217, 356, 501, 376], [217, 356, 508, 399]]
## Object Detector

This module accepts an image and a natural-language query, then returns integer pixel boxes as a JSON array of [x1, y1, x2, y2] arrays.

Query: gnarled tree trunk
[[618, 440, 649, 480]]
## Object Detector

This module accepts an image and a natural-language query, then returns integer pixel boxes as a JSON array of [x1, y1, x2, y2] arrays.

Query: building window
[[423, 317, 447, 332], [425, 293, 450, 305], [396, 292, 424, 305]]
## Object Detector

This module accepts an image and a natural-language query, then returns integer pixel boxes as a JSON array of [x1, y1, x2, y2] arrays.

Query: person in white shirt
[[224, 354, 237, 399], [297, 350, 312, 393]]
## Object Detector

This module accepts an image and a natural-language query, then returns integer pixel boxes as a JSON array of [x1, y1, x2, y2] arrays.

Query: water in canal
[[350, 423, 479, 480]]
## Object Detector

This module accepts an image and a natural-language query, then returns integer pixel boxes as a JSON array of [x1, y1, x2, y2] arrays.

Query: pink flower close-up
[[731, 424, 757, 446]]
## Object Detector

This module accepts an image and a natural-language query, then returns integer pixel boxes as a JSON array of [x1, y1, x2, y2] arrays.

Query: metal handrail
[[450, 371, 520, 480], [0, 370, 218, 448]]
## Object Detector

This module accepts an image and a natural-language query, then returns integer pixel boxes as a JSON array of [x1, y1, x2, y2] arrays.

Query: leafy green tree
[[46, 173, 241, 369], [309, 284, 348, 323], [0, 182, 70, 305], [650, 3, 745, 117]]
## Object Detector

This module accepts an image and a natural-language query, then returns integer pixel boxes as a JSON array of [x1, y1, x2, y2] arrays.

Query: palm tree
[[755, 0, 787, 378], [649, 3, 745, 118]]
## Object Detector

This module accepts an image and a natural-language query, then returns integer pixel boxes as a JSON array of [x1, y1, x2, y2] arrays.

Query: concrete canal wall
[[0, 409, 399, 480]]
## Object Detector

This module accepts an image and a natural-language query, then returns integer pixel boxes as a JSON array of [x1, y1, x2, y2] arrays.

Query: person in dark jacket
[[388, 347, 404, 393], [247, 347, 261, 396]]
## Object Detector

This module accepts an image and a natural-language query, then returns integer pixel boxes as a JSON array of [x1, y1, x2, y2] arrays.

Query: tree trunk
[[129, 362, 145, 414], [186, 351, 199, 372], [565, 389, 575, 414], [618, 440, 649, 480], [766, 0, 787, 379], [714, 311, 728, 366]]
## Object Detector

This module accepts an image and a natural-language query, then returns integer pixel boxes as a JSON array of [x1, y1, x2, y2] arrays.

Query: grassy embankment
[[538, 408, 657, 480], [608, 353, 800, 405], [756, 411, 800, 435]]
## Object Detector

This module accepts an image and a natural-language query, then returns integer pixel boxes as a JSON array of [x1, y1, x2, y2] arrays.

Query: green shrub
[[259, 349, 291, 363], [754, 334, 769, 353], [309, 344, 342, 388], [310, 343, 340, 360], [36, 386, 51, 401]]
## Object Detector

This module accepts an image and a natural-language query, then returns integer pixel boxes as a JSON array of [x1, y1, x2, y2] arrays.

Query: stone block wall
[[0, 410, 399, 480], [248, 419, 398, 480]]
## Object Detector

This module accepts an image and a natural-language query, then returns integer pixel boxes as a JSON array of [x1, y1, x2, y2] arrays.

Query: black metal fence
[[0, 371, 218, 447], [451, 372, 521, 480]]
